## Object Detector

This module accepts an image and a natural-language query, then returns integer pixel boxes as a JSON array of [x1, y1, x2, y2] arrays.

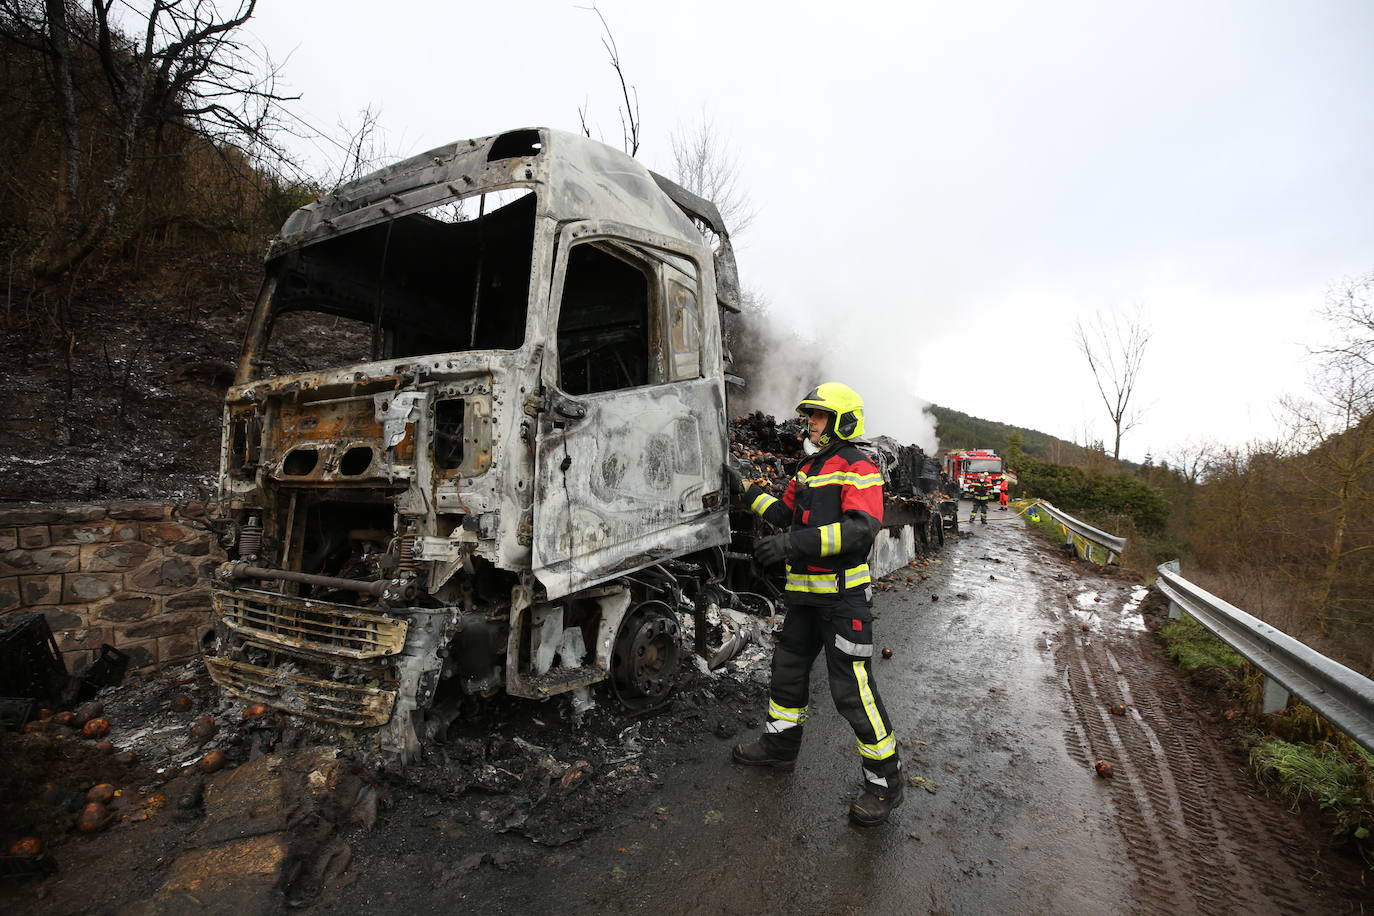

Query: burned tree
[[576, 4, 640, 158], [0, 0, 291, 278]]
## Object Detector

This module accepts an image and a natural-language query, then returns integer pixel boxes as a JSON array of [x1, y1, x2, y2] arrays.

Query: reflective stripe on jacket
[[744, 443, 883, 597]]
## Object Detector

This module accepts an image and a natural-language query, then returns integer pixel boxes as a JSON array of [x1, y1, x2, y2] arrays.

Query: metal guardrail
[[1030, 500, 1127, 563], [1155, 560, 1374, 755]]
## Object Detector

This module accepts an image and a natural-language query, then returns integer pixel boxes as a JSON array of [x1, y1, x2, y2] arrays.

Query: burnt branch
[[1, 0, 297, 278], [579, 4, 640, 157]]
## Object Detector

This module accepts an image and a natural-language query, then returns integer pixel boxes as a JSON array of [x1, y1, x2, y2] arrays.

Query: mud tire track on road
[[1038, 540, 1363, 915]]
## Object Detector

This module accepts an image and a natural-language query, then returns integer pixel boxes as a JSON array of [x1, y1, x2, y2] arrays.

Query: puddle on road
[[1065, 584, 1150, 636], [1069, 590, 1103, 634], [1119, 585, 1150, 632]]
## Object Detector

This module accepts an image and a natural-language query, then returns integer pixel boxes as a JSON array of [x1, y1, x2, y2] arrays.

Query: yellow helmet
[[796, 382, 865, 442]]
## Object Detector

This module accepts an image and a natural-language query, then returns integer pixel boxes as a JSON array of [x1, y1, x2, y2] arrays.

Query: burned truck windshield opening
[[258, 189, 536, 377]]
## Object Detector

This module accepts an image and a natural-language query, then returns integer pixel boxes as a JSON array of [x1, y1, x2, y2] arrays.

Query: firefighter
[[998, 476, 1010, 510], [725, 382, 902, 827], [968, 475, 994, 524]]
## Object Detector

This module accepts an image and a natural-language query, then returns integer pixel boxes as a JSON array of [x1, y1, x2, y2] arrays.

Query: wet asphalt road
[[336, 506, 1369, 915], [423, 509, 1137, 915]]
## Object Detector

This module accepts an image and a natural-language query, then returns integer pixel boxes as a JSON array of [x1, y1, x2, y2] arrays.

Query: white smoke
[[826, 356, 941, 453], [726, 310, 940, 453], [725, 303, 822, 420]]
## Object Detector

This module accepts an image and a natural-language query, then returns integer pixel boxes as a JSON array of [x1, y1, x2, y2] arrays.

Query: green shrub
[[1017, 455, 1170, 533]]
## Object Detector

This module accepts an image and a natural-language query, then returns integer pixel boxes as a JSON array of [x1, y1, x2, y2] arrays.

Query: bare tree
[[1075, 307, 1151, 461], [1317, 270, 1374, 391], [1281, 389, 1374, 637], [1165, 438, 1221, 484], [328, 105, 387, 190], [1282, 286, 1374, 637], [669, 115, 756, 237], [576, 4, 639, 157], [0, 0, 293, 278]]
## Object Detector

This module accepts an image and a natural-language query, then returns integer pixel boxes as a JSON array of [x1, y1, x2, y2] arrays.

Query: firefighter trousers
[[759, 591, 900, 789], [971, 498, 989, 522]]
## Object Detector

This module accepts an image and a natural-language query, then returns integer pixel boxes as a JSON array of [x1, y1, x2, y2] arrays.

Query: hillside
[[0, 254, 257, 503], [930, 404, 1072, 459]]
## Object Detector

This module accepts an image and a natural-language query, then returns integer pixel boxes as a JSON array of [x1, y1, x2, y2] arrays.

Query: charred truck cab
[[208, 128, 742, 758]]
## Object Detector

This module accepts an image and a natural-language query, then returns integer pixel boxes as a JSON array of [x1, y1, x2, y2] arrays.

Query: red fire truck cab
[[943, 449, 1005, 498]]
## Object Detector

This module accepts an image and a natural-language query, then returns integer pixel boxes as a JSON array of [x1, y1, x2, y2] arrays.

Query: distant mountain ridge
[[930, 404, 1108, 465]]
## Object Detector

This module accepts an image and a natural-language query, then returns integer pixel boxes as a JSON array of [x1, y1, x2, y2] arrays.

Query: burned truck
[[205, 127, 943, 759]]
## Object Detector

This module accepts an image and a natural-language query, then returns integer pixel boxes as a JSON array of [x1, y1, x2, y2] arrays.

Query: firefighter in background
[[725, 382, 903, 827], [998, 475, 1010, 510], [968, 474, 994, 524]]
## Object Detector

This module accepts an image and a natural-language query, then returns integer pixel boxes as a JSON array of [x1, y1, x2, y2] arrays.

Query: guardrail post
[[1262, 676, 1290, 714], [1159, 561, 1182, 617]]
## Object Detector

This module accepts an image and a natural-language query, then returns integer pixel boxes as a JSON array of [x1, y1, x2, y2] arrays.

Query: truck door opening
[[557, 244, 652, 394]]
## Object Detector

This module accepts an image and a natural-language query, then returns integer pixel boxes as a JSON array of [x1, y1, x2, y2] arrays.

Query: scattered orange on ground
[[8, 836, 44, 856], [86, 783, 116, 805], [77, 803, 109, 833]]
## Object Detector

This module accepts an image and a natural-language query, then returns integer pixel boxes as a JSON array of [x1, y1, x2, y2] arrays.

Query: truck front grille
[[213, 587, 408, 660], [204, 656, 396, 726]]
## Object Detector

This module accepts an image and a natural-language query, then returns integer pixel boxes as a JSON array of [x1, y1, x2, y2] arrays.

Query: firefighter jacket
[[968, 478, 995, 501], [743, 443, 884, 599]]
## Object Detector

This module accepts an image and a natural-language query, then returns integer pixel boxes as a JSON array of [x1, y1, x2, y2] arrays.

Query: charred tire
[[611, 601, 681, 706]]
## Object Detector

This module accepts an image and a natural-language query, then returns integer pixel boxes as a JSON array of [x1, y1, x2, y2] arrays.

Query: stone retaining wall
[[0, 501, 224, 672]]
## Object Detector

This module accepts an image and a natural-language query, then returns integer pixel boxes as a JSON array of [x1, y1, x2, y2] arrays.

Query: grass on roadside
[[1158, 615, 1244, 678], [1249, 738, 1374, 858], [1158, 611, 1374, 863]]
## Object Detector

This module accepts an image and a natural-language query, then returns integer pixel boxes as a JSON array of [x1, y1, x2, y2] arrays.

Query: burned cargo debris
[[204, 127, 945, 761]]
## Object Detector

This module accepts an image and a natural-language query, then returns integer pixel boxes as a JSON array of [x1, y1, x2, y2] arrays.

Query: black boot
[[731, 740, 796, 771], [849, 780, 904, 826]]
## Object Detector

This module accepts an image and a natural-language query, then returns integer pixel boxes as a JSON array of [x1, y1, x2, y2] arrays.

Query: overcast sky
[[248, 0, 1374, 462]]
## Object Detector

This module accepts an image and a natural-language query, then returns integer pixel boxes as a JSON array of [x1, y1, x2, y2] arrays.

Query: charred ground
[[1, 254, 258, 503], [0, 651, 770, 913]]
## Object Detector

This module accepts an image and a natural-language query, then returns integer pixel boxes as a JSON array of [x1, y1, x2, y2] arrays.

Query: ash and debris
[[0, 362, 939, 910], [729, 411, 805, 496], [0, 641, 771, 912]]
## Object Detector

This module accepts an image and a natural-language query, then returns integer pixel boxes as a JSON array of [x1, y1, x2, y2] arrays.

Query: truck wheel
[[611, 601, 680, 706]]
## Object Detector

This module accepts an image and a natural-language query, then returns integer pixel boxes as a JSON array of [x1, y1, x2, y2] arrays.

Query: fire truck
[[943, 448, 1005, 498]]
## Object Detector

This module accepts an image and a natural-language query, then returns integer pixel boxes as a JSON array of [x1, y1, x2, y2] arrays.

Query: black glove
[[754, 532, 792, 566], [723, 458, 746, 495]]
